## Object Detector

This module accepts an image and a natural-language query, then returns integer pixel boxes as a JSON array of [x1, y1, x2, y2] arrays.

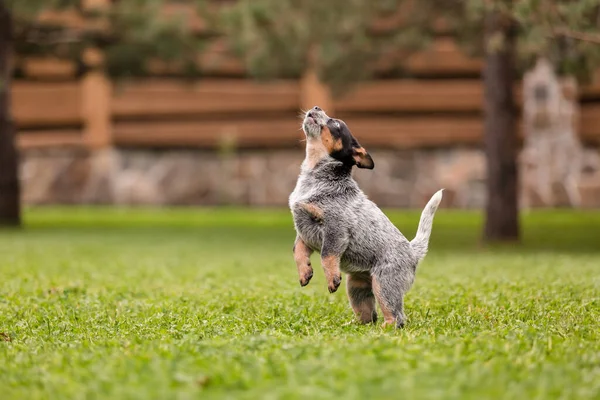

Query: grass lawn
[[1, 207, 599, 399]]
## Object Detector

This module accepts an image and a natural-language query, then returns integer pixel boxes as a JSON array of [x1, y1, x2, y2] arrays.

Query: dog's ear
[[326, 118, 375, 169], [351, 141, 374, 169]]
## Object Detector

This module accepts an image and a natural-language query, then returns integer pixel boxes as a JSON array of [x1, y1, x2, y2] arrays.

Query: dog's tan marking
[[298, 202, 323, 223], [372, 276, 396, 327], [347, 274, 376, 324], [352, 146, 373, 169], [293, 238, 314, 287], [321, 125, 343, 154], [304, 125, 343, 170], [321, 255, 342, 293]]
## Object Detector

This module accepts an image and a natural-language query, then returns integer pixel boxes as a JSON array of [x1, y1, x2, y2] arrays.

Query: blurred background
[[1, 0, 600, 240], [4, 3, 600, 397]]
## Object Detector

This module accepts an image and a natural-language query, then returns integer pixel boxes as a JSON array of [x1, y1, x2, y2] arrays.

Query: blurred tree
[[0, 0, 207, 226], [219, 0, 430, 108], [222, 0, 600, 243], [430, 0, 600, 242], [0, 0, 19, 226], [482, 5, 521, 243]]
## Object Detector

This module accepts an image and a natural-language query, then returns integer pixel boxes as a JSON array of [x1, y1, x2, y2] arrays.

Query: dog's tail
[[410, 189, 443, 262]]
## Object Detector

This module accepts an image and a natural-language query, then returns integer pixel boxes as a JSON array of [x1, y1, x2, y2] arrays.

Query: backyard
[[1, 208, 599, 399]]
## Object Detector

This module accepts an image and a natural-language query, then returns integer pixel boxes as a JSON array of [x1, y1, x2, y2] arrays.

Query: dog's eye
[[334, 121, 340, 129]]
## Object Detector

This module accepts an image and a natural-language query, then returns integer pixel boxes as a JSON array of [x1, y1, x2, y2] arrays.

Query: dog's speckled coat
[[289, 107, 443, 328]]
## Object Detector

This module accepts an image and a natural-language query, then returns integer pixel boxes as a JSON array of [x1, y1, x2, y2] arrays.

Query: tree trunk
[[0, 0, 21, 227], [483, 9, 519, 242]]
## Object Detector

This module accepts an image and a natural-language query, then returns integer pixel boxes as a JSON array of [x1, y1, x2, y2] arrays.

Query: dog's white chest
[[289, 178, 324, 252], [288, 175, 315, 208]]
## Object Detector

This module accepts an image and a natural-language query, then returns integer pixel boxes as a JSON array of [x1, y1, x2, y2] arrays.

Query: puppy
[[289, 106, 443, 328]]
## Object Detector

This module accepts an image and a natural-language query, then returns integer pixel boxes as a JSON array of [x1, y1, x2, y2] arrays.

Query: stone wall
[[20, 146, 600, 208]]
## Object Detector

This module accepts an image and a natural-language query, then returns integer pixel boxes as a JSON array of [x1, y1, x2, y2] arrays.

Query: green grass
[[1, 207, 599, 400]]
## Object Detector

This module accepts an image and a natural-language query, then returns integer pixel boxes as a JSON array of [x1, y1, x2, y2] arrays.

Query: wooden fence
[[13, 12, 600, 151]]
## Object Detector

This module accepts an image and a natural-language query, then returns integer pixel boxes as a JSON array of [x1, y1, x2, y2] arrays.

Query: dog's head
[[302, 106, 374, 170]]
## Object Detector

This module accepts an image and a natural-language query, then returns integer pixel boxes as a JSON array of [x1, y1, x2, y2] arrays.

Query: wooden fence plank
[[335, 80, 483, 113], [17, 131, 83, 150], [13, 82, 82, 127], [112, 109, 597, 150], [113, 117, 488, 149], [12, 78, 600, 150], [114, 119, 303, 148], [345, 117, 483, 148], [581, 104, 600, 142], [112, 79, 300, 118], [336, 79, 600, 113], [21, 58, 77, 79], [346, 112, 600, 148]]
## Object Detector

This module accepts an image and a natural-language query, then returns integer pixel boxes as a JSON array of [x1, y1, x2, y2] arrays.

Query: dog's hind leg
[[293, 236, 314, 287], [372, 268, 411, 328], [347, 273, 377, 324]]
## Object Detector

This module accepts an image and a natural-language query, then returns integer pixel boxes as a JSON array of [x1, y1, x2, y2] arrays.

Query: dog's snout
[[307, 106, 323, 119]]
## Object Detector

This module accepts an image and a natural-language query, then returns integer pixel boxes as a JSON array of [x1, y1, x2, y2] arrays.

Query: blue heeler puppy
[[289, 106, 443, 328]]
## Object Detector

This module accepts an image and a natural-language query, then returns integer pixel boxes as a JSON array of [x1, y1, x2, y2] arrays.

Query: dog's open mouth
[[303, 116, 321, 137], [302, 108, 329, 137]]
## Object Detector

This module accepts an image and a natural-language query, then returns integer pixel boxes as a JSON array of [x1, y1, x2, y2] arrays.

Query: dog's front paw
[[328, 274, 342, 293], [381, 320, 396, 329], [299, 266, 313, 287], [381, 316, 405, 329]]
